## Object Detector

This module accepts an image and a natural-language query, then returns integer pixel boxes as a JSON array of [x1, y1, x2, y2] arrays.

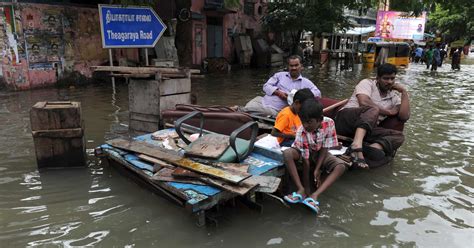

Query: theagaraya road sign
[[98, 5, 167, 48]]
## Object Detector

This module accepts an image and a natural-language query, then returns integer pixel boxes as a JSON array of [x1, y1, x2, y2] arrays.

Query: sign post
[[98, 4, 167, 93], [99, 4, 167, 48]]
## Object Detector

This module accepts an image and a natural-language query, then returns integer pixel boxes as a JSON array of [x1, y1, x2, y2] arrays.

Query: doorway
[[207, 17, 223, 58]]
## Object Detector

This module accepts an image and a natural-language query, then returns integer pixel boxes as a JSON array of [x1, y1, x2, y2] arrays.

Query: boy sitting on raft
[[271, 88, 314, 147], [283, 99, 347, 214]]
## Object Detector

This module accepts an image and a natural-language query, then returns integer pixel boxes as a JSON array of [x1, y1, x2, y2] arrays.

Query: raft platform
[[95, 128, 284, 226]]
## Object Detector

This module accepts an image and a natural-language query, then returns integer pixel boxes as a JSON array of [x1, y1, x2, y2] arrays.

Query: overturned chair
[[162, 104, 260, 139], [174, 110, 258, 163]]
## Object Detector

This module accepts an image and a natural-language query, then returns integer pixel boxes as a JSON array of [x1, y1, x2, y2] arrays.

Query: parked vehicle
[[362, 42, 410, 67]]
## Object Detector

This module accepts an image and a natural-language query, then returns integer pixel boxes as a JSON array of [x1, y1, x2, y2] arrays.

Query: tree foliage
[[262, 0, 373, 52], [262, 0, 373, 36], [224, 0, 241, 9], [426, 3, 473, 42]]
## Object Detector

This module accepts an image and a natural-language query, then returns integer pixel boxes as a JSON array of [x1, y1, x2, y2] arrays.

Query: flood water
[[1, 58, 473, 247]]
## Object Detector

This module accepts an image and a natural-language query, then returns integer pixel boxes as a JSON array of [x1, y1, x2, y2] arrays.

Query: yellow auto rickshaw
[[362, 42, 410, 67]]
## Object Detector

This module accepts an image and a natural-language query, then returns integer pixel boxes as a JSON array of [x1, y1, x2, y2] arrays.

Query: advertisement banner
[[375, 11, 426, 40]]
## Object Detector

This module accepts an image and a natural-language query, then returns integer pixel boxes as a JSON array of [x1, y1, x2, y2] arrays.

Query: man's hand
[[274, 89, 288, 100], [391, 83, 407, 93], [385, 107, 399, 116]]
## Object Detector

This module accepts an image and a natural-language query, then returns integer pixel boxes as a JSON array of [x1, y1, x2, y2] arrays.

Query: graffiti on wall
[[21, 7, 64, 70], [42, 9, 62, 34], [1, 6, 22, 65], [0, 5, 28, 86], [0, 3, 114, 89]]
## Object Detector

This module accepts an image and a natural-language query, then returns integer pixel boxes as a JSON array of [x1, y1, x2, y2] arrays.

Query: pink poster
[[375, 11, 426, 40]]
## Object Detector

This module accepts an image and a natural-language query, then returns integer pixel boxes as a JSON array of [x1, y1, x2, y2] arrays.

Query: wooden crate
[[128, 72, 191, 133], [30, 101, 85, 169]]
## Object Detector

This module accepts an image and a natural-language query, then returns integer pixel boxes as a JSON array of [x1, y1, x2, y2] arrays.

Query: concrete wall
[[0, 3, 138, 90]]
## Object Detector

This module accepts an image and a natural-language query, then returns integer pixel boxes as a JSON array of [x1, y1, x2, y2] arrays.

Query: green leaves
[[224, 0, 241, 9], [262, 0, 372, 35], [427, 4, 473, 42]]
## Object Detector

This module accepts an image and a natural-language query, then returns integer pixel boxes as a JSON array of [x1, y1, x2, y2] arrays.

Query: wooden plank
[[32, 128, 83, 138], [199, 176, 258, 196], [129, 119, 160, 133], [95, 66, 199, 75], [171, 167, 256, 195], [191, 74, 205, 79], [191, 158, 250, 174], [45, 101, 73, 105], [110, 73, 154, 78], [138, 154, 176, 169], [30, 101, 82, 130], [159, 93, 191, 112], [129, 78, 160, 116], [151, 168, 205, 185], [92, 66, 183, 74], [323, 99, 348, 114], [106, 139, 251, 184], [105, 151, 186, 206], [245, 175, 281, 193], [213, 162, 249, 174], [153, 164, 162, 172], [107, 139, 182, 161], [161, 73, 187, 78], [152, 176, 205, 185], [172, 158, 250, 185], [159, 77, 191, 95], [184, 134, 230, 159], [172, 167, 200, 178]]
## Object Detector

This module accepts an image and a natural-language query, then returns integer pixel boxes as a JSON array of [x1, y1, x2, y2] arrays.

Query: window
[[244, 0, 255, 16]]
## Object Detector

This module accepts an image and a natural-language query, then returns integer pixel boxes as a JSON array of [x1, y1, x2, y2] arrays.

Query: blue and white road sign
[[99, 5, 167, 48]]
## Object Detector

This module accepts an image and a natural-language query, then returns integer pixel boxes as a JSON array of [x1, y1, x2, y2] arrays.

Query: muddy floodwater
[[1, 58, 473, 247]]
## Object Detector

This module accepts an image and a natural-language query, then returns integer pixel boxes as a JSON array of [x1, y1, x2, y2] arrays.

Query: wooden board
[[107, 139, 250, 184], [184, 133, 230, 159], [30, 101, 82, 131], [190, 158, 250, 174], [213, 162, 249, 174], [137, 154, 176, 169], [32, 128, 83, 138], [159, 77, 191, 95], [171, 167, 257, 195], [245, 175, 281, 193], [92, 66, 199, 74], [322, 99, 348, 113], [151, 168, 205, 185], [129, 78, 160, 116], [199, 177, 258, 196], [92, 66, 183, 74], [172, 167, 200, 178], [110, 73, 154, 78], [159, 93, 191, 112]]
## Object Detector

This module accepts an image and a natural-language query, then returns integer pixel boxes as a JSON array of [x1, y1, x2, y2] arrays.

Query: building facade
[[190, 0, 267, 65], [0, 2, 139, 90]]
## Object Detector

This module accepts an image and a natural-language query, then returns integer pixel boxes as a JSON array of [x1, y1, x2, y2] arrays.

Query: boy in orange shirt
[[271, 88, 314, 147]]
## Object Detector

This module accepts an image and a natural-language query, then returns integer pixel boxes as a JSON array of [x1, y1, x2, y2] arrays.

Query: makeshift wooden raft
[[96, 131, 284, 225]]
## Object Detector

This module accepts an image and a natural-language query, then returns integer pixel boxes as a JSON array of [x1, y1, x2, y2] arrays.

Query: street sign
[[98, 4, 167, 48]]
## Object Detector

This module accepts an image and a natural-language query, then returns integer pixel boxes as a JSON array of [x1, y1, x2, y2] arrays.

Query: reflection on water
[[0, 58, 473, 246]]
